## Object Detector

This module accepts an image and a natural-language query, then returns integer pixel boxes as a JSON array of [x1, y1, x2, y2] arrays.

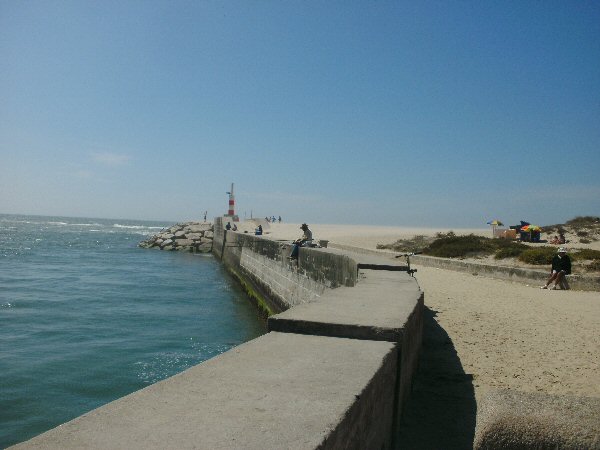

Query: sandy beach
[[248, 221, 600, 401]]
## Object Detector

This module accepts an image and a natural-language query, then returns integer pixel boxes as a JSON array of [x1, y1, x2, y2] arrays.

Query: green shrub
[[579, 238, 592, 244], [587, 260, 600, 272], [572, 249, 600, 261], [576, 230, 589, 237], [423, 234, 493, 258], [495, 246, 526, 259], [518, 247, 556, 265], [566, 216, 600, 226], [377, 235, 433, 253]]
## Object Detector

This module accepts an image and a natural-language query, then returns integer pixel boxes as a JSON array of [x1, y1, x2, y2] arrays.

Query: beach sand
[[248, 221, 600, 401]]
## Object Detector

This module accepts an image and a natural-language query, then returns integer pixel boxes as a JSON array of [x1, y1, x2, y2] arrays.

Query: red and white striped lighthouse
[[227, 183, 235, 216], [225, 183, 239, 222]]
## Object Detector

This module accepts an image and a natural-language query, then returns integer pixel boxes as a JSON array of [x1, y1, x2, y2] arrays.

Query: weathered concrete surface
[[268, 270, 422, 342], [11, 332, 397, 450], [474, 389, 600, 449], [266, 262, 424, 443]]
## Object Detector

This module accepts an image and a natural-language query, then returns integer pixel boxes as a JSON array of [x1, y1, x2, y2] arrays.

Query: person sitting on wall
[[289, 223, 313, 260], [541, 247, 571, 290], [255, 224, 263, 235], [232, 223, 238, 231]]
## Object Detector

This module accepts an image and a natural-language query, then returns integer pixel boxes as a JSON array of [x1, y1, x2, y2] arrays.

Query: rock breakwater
[[138, 222, 214, 253]]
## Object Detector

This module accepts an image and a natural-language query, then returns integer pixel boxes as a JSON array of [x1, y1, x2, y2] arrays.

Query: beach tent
[[520, 224, 541, 242]]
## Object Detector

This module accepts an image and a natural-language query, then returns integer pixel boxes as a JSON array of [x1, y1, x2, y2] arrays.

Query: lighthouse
[[225, 183, 239, 222]]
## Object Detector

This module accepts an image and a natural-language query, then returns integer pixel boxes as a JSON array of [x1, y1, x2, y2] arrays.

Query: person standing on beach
[[541, 247, 571, 290]]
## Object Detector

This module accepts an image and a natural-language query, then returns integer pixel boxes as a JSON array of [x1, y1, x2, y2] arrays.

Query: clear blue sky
[[1, 1, 599, 227]]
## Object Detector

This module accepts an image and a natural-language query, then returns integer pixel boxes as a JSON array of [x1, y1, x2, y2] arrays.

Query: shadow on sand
[[396, 307, 477, 449]]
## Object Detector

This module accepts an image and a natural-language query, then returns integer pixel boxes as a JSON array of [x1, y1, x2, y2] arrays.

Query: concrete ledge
[[268, 270, 422, 343], [328, 243, 600, 292], [474, 389, 600, 449], [11, 333, 397, 450], [411, 255, 600, 292]]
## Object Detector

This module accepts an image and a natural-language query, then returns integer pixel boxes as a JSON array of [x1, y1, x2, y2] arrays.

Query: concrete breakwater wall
[[212, 219, 358, 315], [12, 218, 423, 449]]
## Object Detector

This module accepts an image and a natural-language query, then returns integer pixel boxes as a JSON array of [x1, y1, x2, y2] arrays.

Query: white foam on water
[[71, 222, 103, 227], [113, 224, 150, 230]]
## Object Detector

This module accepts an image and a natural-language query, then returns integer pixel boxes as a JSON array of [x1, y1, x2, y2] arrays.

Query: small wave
[[113, 224, 148, 230], [113, 224, 167, 231], [71, 223, 103, 227], [47, 221, 69, 226]]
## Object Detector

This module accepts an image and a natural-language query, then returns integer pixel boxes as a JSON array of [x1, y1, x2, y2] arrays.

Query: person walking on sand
[[541, 247, 571, 290]]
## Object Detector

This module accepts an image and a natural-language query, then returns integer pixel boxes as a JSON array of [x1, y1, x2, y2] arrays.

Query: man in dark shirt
[[541, 247, 571, 290]]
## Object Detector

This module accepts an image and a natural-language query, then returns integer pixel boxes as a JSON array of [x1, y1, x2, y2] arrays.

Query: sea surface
[[0, 214, 266, 448]]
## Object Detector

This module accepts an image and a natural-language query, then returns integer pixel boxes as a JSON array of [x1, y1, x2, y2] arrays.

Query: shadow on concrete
[[396, 307, 477, 449]]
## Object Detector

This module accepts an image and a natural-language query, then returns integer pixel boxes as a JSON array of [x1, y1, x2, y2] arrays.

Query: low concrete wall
[[213, 218, 358, 314], [410, 254, 600, 291], [12, 219, 423, 449], [329, 243, 600, 292], [12, 333, 399, 450]]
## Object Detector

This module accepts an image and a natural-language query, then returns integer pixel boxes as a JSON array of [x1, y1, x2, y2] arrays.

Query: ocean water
[[0, 214, 266, 448]]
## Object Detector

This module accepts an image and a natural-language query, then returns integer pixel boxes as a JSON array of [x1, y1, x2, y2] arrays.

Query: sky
[[1, 1, 599, 227]]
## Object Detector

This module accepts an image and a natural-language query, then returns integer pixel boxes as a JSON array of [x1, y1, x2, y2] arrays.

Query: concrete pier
[[12, 219, 424, 449]]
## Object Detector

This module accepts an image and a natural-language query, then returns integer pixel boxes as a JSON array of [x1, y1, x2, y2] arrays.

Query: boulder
[[174, 239, 194, 247], [196, 243, 213, 253], [188, 224, 212, 233], [160, 239, 173, 248], [138, 221, 214, 253]]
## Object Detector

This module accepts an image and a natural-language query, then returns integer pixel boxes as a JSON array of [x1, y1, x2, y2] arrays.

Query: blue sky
[[1, 1, 599, 227]]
